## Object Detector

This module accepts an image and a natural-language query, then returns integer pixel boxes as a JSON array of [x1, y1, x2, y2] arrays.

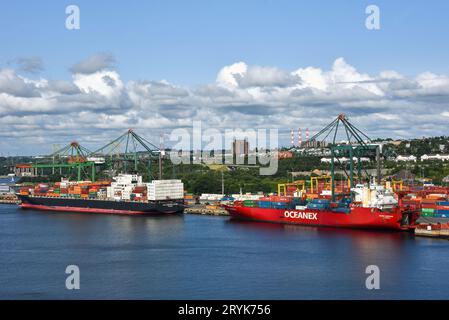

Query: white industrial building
[[395, 155, 417, 162], [421, 154, 449, 161], [320, 157, 370, 163]]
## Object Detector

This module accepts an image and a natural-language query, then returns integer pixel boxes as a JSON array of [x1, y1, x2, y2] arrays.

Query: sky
[[0, 0, 449, 155]]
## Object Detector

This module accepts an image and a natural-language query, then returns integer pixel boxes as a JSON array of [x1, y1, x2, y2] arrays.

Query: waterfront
[[1, 204, 449, 299]]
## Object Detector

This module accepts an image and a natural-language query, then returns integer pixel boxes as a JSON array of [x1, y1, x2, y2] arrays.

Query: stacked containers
[[19, 187, 31, 195], [88, 186, 98, 199], [132, 186, 147, 202], [272, 196, 291, 209], [307, 198, 330, 210], [53, 182, 60, 195], [338, 198, 352, 208], [258, 201, 272, 208], [34, 184, 49, 195], [60, 187, 68, 197], [421, 198, 439, 217], [69, 185, 86, 198], [435, 201, 449, 218], [272, 201, 289, 209], [59, 180, 69, 197], [291, 197, 307, 209]]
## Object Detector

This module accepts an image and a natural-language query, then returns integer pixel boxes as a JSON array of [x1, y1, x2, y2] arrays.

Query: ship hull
[[224, 205, 404, 230], [17, 194, 184, 215]]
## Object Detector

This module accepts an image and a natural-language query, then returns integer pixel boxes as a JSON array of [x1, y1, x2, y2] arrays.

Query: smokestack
[[290, 129, 294, 147], [298, 128, 302, 147]]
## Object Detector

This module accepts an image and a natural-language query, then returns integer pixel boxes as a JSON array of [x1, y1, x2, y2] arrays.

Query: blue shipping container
[[307, 203, 330, 209], [258, 201, 272, 208], [311, 199, 330, 204], [273, 205, 288, 209]]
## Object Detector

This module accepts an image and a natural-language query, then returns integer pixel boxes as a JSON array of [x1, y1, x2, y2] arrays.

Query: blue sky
[[1, 1, 449, 154], [1, 1, 449, 84]]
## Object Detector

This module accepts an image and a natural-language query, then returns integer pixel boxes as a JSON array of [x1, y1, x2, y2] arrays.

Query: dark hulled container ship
[[17, 194, 184, 215], [17, 174, 185, 215]]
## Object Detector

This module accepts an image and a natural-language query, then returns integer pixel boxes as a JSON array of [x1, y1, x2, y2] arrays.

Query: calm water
[[0, 204, 448, 300]]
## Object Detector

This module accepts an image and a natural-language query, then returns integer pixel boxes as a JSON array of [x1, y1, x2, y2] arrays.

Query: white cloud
[[12, 57, 44, 74], [0, 69, 40, 97], [216, 62, 247, 88], [0, 57, 449, 154], [73, 70, 124, 99], [292, 67, 327, 91], [70, 53, 116, 74]]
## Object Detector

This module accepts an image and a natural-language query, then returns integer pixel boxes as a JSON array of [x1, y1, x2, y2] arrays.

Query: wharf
[[185, 204, 229, 216], [0, 194, 19, 205], [415, 220, 449, 239], [0, 199, 20, 205]]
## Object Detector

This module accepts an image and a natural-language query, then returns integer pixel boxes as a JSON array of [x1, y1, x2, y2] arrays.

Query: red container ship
[[224, 184, 418, 230], [225, 204, 407, 230]]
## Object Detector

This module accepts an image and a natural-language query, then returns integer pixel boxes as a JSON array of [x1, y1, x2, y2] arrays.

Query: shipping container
[[420, 212, 434, 217], [272, 202, 289, 209], [307, 202, 330, 209], [258, 201, 272, 208]]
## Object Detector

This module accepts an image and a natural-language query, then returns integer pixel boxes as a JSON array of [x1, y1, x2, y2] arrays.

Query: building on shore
[[12, 164, 36, 177], [421, 154, 449, 161], [443, 175, 449, 184], [320, 157, 370, 163], [395, 155, 417, 162], [232, 139, 249, 159], [277, 151, 294, 159]]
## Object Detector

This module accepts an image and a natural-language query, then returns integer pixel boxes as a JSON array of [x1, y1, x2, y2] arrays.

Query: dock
[[0, 194, 19, 205], [184, 205, 229, 216], [0, 199, 20, 205], [415, 223, 449, 239]]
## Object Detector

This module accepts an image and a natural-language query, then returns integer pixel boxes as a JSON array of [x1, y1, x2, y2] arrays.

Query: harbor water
[[1, 204, 449, 299]]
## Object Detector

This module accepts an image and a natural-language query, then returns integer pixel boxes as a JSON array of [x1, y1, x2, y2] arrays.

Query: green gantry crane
[[88, 129, 162, 180], [303, 113, 383, 201], [33, 141, 96, 181]]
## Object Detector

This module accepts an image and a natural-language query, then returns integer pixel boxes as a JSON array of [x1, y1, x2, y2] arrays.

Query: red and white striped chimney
[[290, 129, 294, 146], [298, 128, 302, 147]]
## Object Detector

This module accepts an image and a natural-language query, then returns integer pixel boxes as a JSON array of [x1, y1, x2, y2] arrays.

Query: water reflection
[[2, 206, 449, 299], [225, 218, 417, 295]]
